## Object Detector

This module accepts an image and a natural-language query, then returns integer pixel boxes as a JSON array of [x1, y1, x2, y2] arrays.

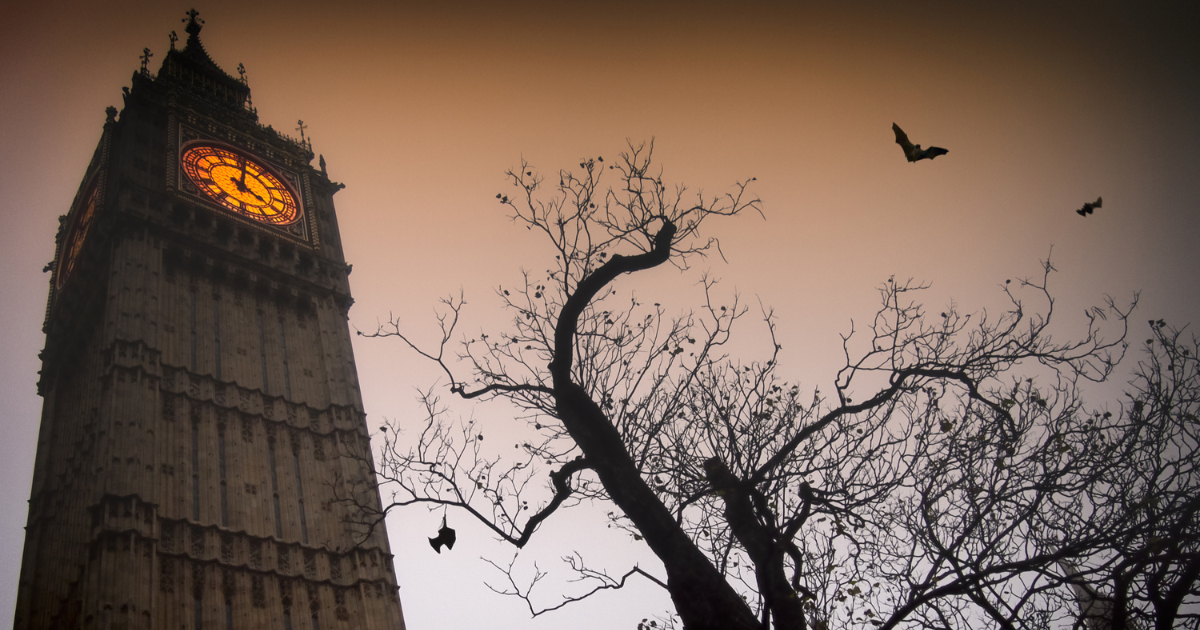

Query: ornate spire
[[178, 9, 222, 75], [139, 48, 153, 75], [152, 9, 253, 116], [183, 8, 203, 37]]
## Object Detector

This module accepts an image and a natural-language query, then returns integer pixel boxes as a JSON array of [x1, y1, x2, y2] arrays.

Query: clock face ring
[[56, 180, 100, 289], [180, 143, 300, 225]]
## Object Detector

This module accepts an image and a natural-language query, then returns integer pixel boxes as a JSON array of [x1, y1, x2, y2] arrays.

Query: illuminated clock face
[[180, 144, 300, 225], [56, 181, 99, 289]]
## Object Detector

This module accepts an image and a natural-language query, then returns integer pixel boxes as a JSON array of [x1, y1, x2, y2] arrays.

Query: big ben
[[15, 10, 407, 630]]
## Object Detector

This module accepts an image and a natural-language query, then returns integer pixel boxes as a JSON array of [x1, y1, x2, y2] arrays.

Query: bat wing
[[892, 123, 915, 156], [1076, 197, 1102, 216], [923, 146, 949, 160], [429, 525, 457, 553]]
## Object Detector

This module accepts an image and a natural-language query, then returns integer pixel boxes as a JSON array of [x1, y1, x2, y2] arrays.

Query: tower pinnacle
[[183, 8, 203, 37]]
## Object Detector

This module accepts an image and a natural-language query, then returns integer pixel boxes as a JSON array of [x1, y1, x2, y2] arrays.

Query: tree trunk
[[706, 457, 807, 630], [555, 382, 761, 630], [548, 219, 761, 629]]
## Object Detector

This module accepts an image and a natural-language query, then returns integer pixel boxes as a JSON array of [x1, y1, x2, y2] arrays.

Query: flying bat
[[892, 123, 949, 162], [429, 516, 456, 553], [1076, 197, 1102, 217]]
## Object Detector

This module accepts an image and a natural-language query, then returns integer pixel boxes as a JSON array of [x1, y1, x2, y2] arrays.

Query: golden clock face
[[180, 144, 300, 225], [56, 181, 99, 290]]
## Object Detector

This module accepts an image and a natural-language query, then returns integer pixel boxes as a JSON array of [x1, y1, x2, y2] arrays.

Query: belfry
[[15, 11, 406, 629]]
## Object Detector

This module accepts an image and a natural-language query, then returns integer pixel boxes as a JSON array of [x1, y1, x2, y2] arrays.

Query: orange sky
[[2, 2, 1198, 628]]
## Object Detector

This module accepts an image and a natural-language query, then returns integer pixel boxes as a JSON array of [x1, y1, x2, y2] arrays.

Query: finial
[[319, 155, 327, 176], [237, 63, 247, 84], [296, 120, 307, 143], [106, 106, 118, 123], [140, 48, 153, 75], [183, 8, 203, 36], [169, 30, 178, 50]]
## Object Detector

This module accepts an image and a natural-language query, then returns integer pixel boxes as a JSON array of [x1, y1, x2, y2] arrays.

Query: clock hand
[[241, 177, 268, 203], [233, 156, 259, 198], [231, 157, 268, 203], [238, 156, 249, 190]]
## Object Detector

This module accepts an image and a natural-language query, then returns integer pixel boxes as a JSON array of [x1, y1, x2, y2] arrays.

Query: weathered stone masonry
[[15, 13, 406, 630]]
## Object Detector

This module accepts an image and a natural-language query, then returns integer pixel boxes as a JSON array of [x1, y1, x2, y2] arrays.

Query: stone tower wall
[[16, 16, 405, 630]]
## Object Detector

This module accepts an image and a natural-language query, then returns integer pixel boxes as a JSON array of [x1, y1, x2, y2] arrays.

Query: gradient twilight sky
[[2, 2, 1198, 628]]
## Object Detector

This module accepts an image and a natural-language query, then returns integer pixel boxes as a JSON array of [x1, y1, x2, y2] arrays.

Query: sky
[[2, 1, 1199, 628]]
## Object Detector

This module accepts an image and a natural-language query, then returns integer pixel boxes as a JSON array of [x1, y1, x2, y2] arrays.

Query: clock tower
[[16, 11, 407, 630]]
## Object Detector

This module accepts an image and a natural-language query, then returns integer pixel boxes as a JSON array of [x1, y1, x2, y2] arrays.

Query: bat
[[429, 516, 456, 553], [892, 123, 949, 162], [1076, 197, 1102, 217]]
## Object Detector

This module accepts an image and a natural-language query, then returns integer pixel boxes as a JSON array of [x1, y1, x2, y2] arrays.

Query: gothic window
[[222, 569, 235, 630], [278, 545, 290, 573], [334, 589, 348, 621], [191, 526, 206, 557], [278, 317, 292, 399], [218, 423, 229, 526], [257, 309, 269, 395], [160, 558, 175, 594], [163, 394, 176, 423], [252, 575, 265, 608], [191, 418, 201, 521], [293, 441, 309, 544], [212, 291, 222, 380], [304, 550, 317, 579], [162, 523, 176, 553], [193, 564, 206, 630], [308, 583, 321, 630], [189, 284, 198, 372], [268, 439, 283, 538]]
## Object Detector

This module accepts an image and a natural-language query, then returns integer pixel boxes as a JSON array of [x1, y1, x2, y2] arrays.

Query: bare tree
[[1080, 322, 1200, 630], [848, 317, 1199, 630], [347, 142, 1196, 630]]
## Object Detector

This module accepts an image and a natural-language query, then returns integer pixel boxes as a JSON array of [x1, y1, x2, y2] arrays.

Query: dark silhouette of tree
[[1074, 321, 1200, 630], [854, 318, 1199, 630], [347, 142, 1196, 630]]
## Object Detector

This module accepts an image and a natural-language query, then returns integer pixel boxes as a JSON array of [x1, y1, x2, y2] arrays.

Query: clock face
[[56, 180, 99, 290], [180, 143, 300, 225]]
